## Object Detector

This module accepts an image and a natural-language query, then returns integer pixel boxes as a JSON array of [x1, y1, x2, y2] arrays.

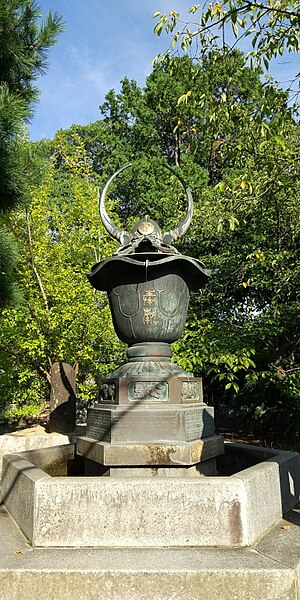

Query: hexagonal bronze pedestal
[[77, 374, 224, 476]]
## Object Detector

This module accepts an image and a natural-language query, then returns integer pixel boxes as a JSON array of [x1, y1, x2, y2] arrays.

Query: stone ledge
[[76, 435, 224, 466], [1, 444, 300, 548], [0, 428, 70, 480]]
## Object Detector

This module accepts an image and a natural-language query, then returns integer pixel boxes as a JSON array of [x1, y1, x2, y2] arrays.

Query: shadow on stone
[[48, 362, 76, 434]]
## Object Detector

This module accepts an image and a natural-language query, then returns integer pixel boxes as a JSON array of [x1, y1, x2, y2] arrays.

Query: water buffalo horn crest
[[99, 164, 132, 246], [99, 163, 193, 245], [161, 164, 193, 245]]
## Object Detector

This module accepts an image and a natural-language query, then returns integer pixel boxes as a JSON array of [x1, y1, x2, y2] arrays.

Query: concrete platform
[[0, 503, 300, 600]]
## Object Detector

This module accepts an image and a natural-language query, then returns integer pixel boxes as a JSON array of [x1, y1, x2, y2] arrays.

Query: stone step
[[0, 504, 299, 600]]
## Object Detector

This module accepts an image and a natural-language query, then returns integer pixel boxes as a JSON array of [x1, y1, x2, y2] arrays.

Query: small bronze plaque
[[111, 409, 179, 442], [87, 410, 111, 442], [185, 408, 215, 441], [185, 410, 202, 441]]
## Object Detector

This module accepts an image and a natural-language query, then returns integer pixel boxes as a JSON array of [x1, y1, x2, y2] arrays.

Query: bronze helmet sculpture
[[88, 163, 209, 377]]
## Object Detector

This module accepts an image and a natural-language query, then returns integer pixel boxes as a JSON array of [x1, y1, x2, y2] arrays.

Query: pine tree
[[0, 0, 63, 307]]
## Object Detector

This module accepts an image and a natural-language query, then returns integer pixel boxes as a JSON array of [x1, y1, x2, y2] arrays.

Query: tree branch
[[26, 209, 56, 361], [0, 348, 51, 385]]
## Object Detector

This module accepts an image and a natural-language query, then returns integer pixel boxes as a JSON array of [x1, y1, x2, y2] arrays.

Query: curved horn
[[161, 164, 194, 245], [99, 164, 132, 246]]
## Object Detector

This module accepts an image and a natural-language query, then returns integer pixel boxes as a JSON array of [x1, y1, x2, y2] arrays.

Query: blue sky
[[30, 0, 189, 140], [30, 1, 298, 141]]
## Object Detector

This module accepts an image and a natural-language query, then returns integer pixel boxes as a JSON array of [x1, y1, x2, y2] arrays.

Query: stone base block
[[2, 443, 300, 548], [86, 404, 215, 443], [76, 434, 224, 466]]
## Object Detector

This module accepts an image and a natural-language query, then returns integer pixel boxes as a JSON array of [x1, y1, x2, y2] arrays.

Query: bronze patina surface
[[80, 163, 222, 474], [88, 164, 209, 371]]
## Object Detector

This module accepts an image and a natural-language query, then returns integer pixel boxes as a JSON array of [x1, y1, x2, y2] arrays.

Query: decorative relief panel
[[99, 382, 117, 404], [142, 290, 156, 305], [128, 381, 168, 402], [181, 381, 200, 402]]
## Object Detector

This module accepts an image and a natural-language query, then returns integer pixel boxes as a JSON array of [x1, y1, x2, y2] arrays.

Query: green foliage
[[0, 226, 21, 308], [2, 403, 42, 421], [93, 53, 299, 436], [0, 0, 63, 209], [153, 2, 300, 83], [234, 368, 300, 438], [0, 131, 124, 416], [0, 0, 63, 107], [0, 0, 63, 308], [1, 50, 298, 435]]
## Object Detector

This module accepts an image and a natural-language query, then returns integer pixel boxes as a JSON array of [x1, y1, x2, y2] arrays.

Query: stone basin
[[1, 442, 299, 548]]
